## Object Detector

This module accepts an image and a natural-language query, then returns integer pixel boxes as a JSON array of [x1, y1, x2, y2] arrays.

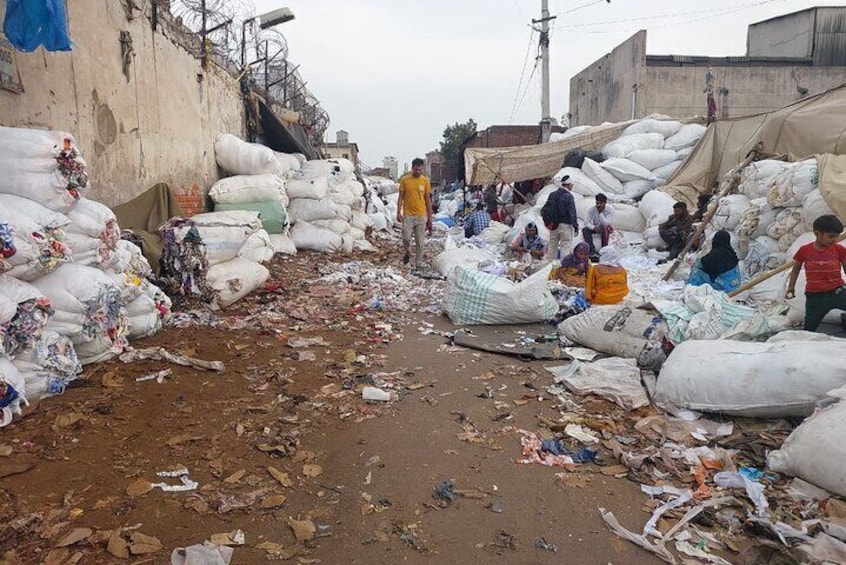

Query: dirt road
[[1, 250, 671, 564]]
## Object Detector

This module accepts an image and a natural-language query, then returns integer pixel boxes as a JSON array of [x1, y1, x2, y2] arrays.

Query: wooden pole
[[728, 232, 846, 298], [661, 150, 759, 281]]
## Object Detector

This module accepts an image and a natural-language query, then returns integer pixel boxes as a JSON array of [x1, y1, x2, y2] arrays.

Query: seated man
[[464, 202, 491, 238], [511, 222, 547, 262], [582, 193, 615, 258], [659, 202, 694, 261]]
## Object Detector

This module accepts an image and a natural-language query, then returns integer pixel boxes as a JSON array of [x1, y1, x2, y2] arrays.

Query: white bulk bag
[[0, 194, 70, 230], [768, 390, 846, 497], [612, 203, 646, 233], [0, 127, 89, 212], [767, 159, 818, 208], [743, 235, 783, 277], [340, 233, 355, 254], [655, 332, 846, 418], [311, 218, 350, 235], [65, 198, 118, 238], [600, 158, 655, 182], [14, 330, 81, 400], [557, 305, 660, 358], [638, 190, 677, 228], [739, 160, 793, 199], [272, 151, 301, 174], [675, 146, 694, 161], [327, 181, 357, 207], [801, 189, 835, 230], [627, 149, 678, 172], [663, 124, 706, 151], [603, 133, 664, 159], [348, 226, 367, 241], [434, 244, 497, 278], [192, 211, 261, 266], [209, 174, 287, 206], [351, 211, 374, 232], [713, 194, 750, 231], [582, 158, 624, 194], [622, 179, 659, 200], [442, 264, 558, 325], [553, 168, 603, 197], [652, 160, 683, 181], [287, 197, 343, 223], [286, 176, 329, 200], [289, 220, 342, 253], [297, 160, 340, 181], [622, 119, 682, 138], [269, 233, 297, 256], [237, 229, 275, 263], [207, 257, 270, 309], [214, 134, 282, 176], [368, 212, 390, 232], [3, 214, 71, 281], [643, 226, 664, 249]]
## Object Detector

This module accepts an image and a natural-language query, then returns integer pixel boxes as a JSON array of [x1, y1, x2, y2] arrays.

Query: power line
[[513, 56, 541, 121], [509, 28, 536, 124], [553, 0, 605, 17], [552, 0, 785, 30]]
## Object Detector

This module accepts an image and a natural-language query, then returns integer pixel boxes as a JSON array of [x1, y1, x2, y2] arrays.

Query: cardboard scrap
[[288, 518, 316, 542], [55, 527, 93, 548], [268, 466, 293, 487]]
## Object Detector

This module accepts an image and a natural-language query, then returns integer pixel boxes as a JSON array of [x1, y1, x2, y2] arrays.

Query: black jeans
[[659, 227, 685, 259]]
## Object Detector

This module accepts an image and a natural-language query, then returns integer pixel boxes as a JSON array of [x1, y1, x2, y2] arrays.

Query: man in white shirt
[[582, 193, 615, 257]]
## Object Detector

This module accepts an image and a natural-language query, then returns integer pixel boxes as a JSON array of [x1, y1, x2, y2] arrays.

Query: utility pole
[[533, 1, 556, 142]]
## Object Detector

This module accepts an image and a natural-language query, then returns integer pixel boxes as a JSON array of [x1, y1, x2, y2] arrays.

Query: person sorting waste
[[397, 158, 433, 272], [657, 201, 694, 263], [464, 202, 491, 238], [582, 193, 615, 260], [688, 230, 741, 292], [510, 221, 547, 262], [552, 241, 590, 287], [585, 246, 628, 305], [541, 175, 578, 260], [786, 214, 846, 332]]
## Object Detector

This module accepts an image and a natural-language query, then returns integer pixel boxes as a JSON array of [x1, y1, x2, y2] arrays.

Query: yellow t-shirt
[[399, 174, 431, 217]]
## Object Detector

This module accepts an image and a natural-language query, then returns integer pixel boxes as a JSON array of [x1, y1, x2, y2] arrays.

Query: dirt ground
[[0, 244, 774, 564]]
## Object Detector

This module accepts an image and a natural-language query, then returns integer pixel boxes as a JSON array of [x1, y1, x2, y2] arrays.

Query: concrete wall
[[0, 0, 245, 208], [569, 31, 646, 126], [642, 65, 846, 119]]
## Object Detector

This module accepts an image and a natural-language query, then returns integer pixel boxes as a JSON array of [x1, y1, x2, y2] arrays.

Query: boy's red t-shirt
[[793, 242, 846, 293]]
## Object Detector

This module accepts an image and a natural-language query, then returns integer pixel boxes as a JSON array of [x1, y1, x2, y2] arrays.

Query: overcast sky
[[253, 0, 844, 170]]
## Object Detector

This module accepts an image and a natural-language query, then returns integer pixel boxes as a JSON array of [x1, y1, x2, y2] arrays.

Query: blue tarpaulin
[[3, 0, 71, 52]]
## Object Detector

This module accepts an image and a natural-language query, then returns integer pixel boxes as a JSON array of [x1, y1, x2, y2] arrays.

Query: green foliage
[[440, 119, 477, 176]]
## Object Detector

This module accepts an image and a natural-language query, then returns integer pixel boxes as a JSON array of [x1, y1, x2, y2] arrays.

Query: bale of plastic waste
[[289, 220, 342, 253], [0, 126, 89, 212], [214, 134, 284, 177], [206, 257, 269, 310], [64, 197, 121, 267], [31, 263, 128, 365], [442, 264, 558, 325], [0, 277, 52, 358], [12, 330, 81, 401], [0, 207, 71, 281], [0, 357, 27, 427], [209, 174, 288, 207], [557, 305, 664, 359], [768, 387, 846, 497], [655, 332, 846, 418]]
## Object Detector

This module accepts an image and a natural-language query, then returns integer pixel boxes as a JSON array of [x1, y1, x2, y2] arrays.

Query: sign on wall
[[0, 34, 23, 94]]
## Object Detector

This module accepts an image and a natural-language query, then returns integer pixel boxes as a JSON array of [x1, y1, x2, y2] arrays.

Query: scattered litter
[[287, 336, 328, 348], [170, 541, 233, 565], [120, 347, 225, 372], [362, 386, 392, 402], [136, 369, 173, 383], [151, 468, 198, 492], [564, 424, 600, 445], [534, 537, 558, 552], [208, 530, 245, 547]]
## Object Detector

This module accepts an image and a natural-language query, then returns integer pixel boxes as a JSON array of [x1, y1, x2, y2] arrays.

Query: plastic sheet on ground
[[546, 357, 649, 410]]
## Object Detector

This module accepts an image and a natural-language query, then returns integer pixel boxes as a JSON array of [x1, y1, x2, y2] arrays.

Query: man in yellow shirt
[[397, 158, 433, 271]]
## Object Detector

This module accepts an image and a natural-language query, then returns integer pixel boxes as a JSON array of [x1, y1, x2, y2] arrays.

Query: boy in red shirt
[[786, 215, 846, 331]]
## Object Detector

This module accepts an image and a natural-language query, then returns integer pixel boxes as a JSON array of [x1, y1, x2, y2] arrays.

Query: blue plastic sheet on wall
[[3, 0, 71, 52]]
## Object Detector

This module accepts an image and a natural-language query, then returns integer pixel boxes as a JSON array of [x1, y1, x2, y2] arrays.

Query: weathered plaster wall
[[0, 0, 244, 207]]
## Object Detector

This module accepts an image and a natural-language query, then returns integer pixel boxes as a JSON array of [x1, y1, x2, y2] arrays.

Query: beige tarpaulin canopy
[[663, 83, 846, 218], [463, 121, 633, 186]]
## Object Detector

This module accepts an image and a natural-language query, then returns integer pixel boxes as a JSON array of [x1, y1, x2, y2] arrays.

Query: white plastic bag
[[289, 220, 342, 253], [311, 218, 350, 235], [612, 203, 646, 233], [603, 133, 664, 159], [206, 257, 269, 309], [713, 194, 750, 231], [286, 176, 329, 200], [622, 179, 659, 200], [209, 174, 287, 206], [638, 190, 677, 228], [268, 233, 297, 256], [663, 124, 706, 151], [600, 158, 655, 182], [767, 159, 818, 208], [546, 357, 649, 410], [214, 134, 282, 176], [0, 194, 70, 230], [237, 229, 274, 263], [557, 305, 661, 358], [192, 211, 262, 266], [288, 198, 342, 223], [351, 211, 374, 232], [627, 149, 678, 172], [651, 160, 683, 181], [768, 389, 846, 497], [582, 158, 623, 194], [655, 332, 846, 417], [554, 167, 603, 197], [442, 264, 558, 325], [622, 119, 682, 138]]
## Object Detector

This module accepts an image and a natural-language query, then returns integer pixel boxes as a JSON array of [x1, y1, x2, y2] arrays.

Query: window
[[342, 153, 349, 159]]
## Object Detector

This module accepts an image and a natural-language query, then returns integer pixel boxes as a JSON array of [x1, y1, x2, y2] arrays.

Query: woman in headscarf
[[552, 241, 590, 286], [586, 246, 629, 305], [511, 222, 547, 262], [688, 230, 741, 292]]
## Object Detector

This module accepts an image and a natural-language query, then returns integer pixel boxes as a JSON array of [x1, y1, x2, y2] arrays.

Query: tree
[[439, 119, 477, 180]]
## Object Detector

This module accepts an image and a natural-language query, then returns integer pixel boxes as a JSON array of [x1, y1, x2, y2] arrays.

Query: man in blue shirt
[[464, 202, 491, 238]]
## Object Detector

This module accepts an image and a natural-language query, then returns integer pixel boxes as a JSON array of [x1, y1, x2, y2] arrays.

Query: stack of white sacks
[[286, 158, 376, 253], [361, 176, 398, 232], [0, 125, 173, 423]]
